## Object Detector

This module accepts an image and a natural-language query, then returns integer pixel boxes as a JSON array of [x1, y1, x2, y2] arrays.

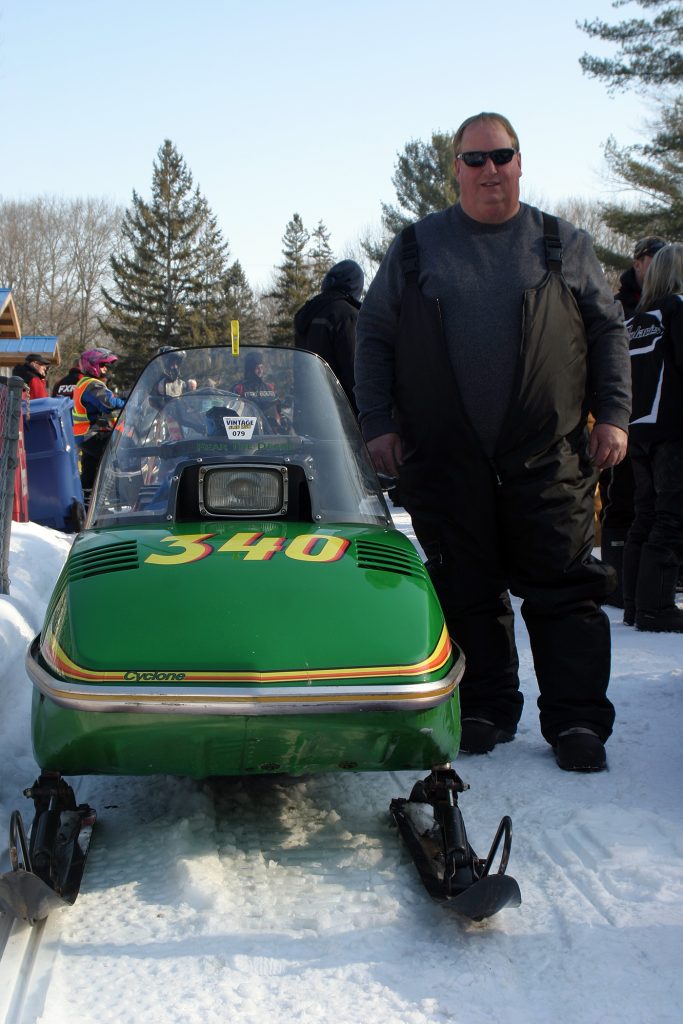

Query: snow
[[1, 517, 682, 1024]]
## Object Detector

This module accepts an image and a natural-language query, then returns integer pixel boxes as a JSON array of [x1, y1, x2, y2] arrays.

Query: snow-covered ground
[[1, 517, 682, 1024]]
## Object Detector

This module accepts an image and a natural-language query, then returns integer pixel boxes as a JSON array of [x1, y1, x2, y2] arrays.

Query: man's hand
[[367, 432, 403, 478], [589, 423, 628, 470]]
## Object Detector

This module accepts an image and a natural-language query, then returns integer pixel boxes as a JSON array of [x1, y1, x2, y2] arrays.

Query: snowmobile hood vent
[[67, 540, 140, 581], [355, 539, 428, 580]]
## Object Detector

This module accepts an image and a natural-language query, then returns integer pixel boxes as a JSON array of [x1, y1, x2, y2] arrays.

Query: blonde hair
[[452, 113, 520, 158], [637, 243, 683, 312]]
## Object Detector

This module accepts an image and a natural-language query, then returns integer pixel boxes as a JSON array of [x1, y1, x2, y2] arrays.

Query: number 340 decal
[[144, 532, 350, 566]]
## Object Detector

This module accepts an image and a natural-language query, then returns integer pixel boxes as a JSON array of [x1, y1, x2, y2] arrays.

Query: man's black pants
[[409, 454, 616, 746]]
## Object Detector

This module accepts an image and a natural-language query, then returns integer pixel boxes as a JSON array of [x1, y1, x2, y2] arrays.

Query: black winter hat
[[321, 260, 364, 301], [245, 350, 264, 373]]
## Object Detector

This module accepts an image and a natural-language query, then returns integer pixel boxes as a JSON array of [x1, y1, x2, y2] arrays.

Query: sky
[[1, 518, 682, 1022], [0, 0, 652, 290]]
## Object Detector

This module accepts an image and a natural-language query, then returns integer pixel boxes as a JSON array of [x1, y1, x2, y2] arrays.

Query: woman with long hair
[[621, 243, 683, 632]]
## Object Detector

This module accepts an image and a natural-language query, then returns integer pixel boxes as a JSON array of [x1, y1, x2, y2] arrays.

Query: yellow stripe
[[42, 625, 452, 686]]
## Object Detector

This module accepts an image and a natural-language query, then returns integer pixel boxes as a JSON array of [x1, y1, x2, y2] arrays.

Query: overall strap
[[542, 212, 563, 274], [401, 224, 420, 283]]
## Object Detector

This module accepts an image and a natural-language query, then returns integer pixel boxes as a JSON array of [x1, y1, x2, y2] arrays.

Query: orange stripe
[[42, 626, 452, 686]]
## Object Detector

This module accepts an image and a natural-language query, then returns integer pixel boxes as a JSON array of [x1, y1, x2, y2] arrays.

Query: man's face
[[454, 119, 522, 224], [633, 254, 654, 289], [30, 360, 46, 378]]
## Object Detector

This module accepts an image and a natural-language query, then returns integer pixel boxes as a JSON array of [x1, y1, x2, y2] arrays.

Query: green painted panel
[[32, 690, 461, 778], [49, 523, 445, 680]]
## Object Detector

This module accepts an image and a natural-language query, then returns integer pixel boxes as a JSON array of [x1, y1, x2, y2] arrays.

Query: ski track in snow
[[0, 517, 682, 1024]]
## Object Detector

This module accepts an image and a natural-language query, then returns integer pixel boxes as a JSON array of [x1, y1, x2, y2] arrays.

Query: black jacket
[[52, 366, 82, 398], [627, 294, 683, 445], [294, 290, 361, 411], [12, 362, 48, 398]]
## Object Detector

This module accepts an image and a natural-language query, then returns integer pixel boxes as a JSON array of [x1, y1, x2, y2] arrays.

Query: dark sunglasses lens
[[491, 148, 515, 165], [460, 149, 515, 167]]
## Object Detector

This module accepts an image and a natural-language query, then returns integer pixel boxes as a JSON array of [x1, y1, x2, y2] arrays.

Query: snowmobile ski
[[391, 767, 521, 920], [0, 773, 96, 925]]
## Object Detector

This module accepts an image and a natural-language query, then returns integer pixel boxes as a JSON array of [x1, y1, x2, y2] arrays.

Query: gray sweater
[[355, 202, 631, 456]]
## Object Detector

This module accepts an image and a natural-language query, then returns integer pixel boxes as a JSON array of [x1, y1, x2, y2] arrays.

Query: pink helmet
[[80, 348, 118, 378]]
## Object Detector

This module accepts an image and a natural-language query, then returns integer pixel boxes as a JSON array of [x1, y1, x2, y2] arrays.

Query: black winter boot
[[600, 527, 628, 608], [554, 728, 607, 772], [460, 718, 515, 754], [634, 544, 683, 633], [621, 541, 642, 626]]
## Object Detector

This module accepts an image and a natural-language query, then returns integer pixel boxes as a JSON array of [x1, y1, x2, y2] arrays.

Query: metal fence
[[0, 376, 25, 594]]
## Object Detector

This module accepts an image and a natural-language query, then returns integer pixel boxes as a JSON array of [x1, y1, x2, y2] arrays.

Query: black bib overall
[[393, 219, 615, 744]]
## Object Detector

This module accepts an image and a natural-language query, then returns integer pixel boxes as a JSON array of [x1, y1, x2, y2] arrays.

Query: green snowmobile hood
[[40, 522, 449, 687]]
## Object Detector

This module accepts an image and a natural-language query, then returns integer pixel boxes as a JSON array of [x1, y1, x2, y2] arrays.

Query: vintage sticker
[[223, 416, 257, 439]]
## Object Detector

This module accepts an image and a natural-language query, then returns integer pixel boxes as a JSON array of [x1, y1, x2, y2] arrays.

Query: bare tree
[[68, 198, 123, 352], [341, 222, 391, 289], [0, 195, 122, 371], [553, 195, 634, 289]]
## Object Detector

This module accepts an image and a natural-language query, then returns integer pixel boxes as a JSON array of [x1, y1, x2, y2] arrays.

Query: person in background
[[621, 243, 683, 632], [12, 353, 49, 399], [52, 361, 83, 399], [233, 351, 274, 401], [233, 350, 283, 431], [355, 111, 631, 773], [601, 235, 668, 606], [155, 347, 197, 398], [294, 260, 364, 413], [72, 348, 125, 494], [615, 236, 668, 319]]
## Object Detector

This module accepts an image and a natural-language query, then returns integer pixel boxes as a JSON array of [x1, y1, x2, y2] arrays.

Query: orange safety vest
[[72, 377, 98, 438]]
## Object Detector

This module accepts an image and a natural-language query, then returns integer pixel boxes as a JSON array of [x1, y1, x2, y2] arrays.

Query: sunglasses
[[456, 148, 517, 167]]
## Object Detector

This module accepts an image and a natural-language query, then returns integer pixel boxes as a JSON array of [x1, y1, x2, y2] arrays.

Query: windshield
[[89, 345, 389, 527]]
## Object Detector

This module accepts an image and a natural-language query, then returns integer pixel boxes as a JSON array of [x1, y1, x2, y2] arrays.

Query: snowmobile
[[0, 343, 520, 924]]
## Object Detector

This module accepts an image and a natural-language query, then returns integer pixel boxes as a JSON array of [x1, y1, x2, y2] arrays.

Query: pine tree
[[579, 0, 683, 92], [578, 1, 683, 256], [308, 220, 335, 291], [602, 100, 683, 241], [383, 132, 459, 232], [184, 197, 231, 347], [102, 140, 224, 383], [269, 213, 314, 346], [364, 132, 459, 264], [222, 260, 265, 343]]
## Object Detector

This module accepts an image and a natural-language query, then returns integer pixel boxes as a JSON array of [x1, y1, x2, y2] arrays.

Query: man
[[355, 112, 631, 772], [12, 352, 49, 399], [615, 236, 667, 318], [294, 259, 364, 412], [601, 235, 667, 606]]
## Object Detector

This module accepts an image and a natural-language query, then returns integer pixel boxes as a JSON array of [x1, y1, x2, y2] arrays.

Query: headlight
[[198, 465, 288, 517]]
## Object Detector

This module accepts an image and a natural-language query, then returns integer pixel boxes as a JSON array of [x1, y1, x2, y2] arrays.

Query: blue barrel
[[23, 397, 85, 532]]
